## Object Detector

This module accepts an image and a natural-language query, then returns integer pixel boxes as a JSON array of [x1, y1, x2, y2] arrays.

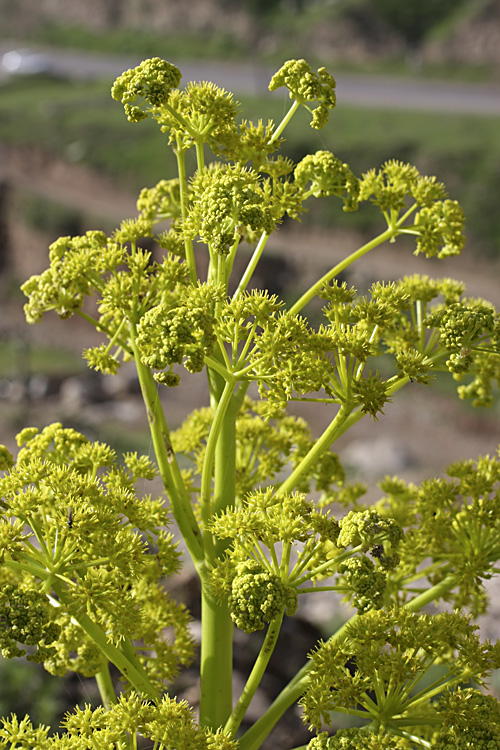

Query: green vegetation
[[1, 56, 500, 748], [16, 23, 248, 63]]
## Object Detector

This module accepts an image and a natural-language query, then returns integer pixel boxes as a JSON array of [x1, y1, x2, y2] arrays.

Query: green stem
[[238, 612, 356, 750], [160, 100, 198, 140], [237, 661, 310, 750], [75, 310, 132, 356], [225, 235, 241, 285], [270, 99, 301, 142], [198, 361, 243, 729], [129, 326, 204, 565], [199, 575, 234, 730], [50, 579, 159, 700], [278, 404, 351, 496], [95, 663, 117, 708], [289, 227, 396, 316], [225, 611, 285, 737], [200, 378, 237, 559], [175, 138, 197, 283], [204, 354, 233, 381], [404, 573, 458, 612], [195, 138, 206, 171], [233, 232, 270, 300]]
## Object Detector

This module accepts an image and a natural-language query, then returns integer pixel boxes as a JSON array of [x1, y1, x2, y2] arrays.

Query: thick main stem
[[199, 575, 235, 729], [199, 362, 239, 729]]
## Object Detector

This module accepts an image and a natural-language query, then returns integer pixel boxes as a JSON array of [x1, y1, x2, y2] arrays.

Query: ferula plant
[[1, 57, 500, 749]]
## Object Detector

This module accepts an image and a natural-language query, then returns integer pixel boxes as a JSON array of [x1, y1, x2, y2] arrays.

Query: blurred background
[[1, 0, 500, 741]]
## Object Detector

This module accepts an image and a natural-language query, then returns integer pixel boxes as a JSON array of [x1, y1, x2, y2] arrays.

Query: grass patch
[[9, 24, 250, 63]]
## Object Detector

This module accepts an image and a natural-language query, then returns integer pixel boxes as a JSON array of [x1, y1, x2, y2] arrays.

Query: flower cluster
[[0, 584, 61, 662], [336, 557, 386, 614], [269, 59, 337, 129], [136, 282, 224, 383], [358, 160, 465, 256], [0, 694, 237, 750], [432, 688, 500, 748], [209, 492, 403, 625], [22, 230, 121, 323], [302, 608, 500, 736], [111, 57, 182, 122], [307, 729, 410, 750], [226, 560, 298, 633], [294, 150, 360, 211], [0, 424, 193, 689], [184, 164, 277, 253], [21, 224, 192, 377], [156, 80, 240, 152], [337, 509, 403, 569], [359, 160, 446, 212], [375, 449, 500, 614]]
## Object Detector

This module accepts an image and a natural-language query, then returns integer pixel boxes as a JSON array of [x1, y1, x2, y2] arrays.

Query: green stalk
[[289, 227, 396, 316], [195, 138, 206, 171], [238, 614, 357, 750], [175, 137, 197, 283], [238, 665, 308, 750], [50, 579, 159, 700], [233, 232, 270, 300], [404, 573, 459, 612], [129, 327, 204, 565], [278, 404, 351, 495], [95, 663, 117, 708], [199, 574, 235, 730], [200, 378, 236, 562], [270, 99, 301, 142], [198, 364, 241, 729], [225, 611, 285, 737]]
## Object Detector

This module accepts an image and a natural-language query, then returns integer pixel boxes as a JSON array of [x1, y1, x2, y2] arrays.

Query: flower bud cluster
[[111, 57, 182, 121], [227, 561, 298, 634], [269, 59, 337, 129]]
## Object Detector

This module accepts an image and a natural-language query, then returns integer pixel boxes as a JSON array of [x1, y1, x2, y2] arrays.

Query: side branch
[[129, 325, 204, 565]]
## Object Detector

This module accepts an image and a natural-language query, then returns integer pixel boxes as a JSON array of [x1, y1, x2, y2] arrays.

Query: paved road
[[1, 43, 500, 115]]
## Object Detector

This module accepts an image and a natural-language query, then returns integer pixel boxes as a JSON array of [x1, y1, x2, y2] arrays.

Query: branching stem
[[225, 611, 285, 737]]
